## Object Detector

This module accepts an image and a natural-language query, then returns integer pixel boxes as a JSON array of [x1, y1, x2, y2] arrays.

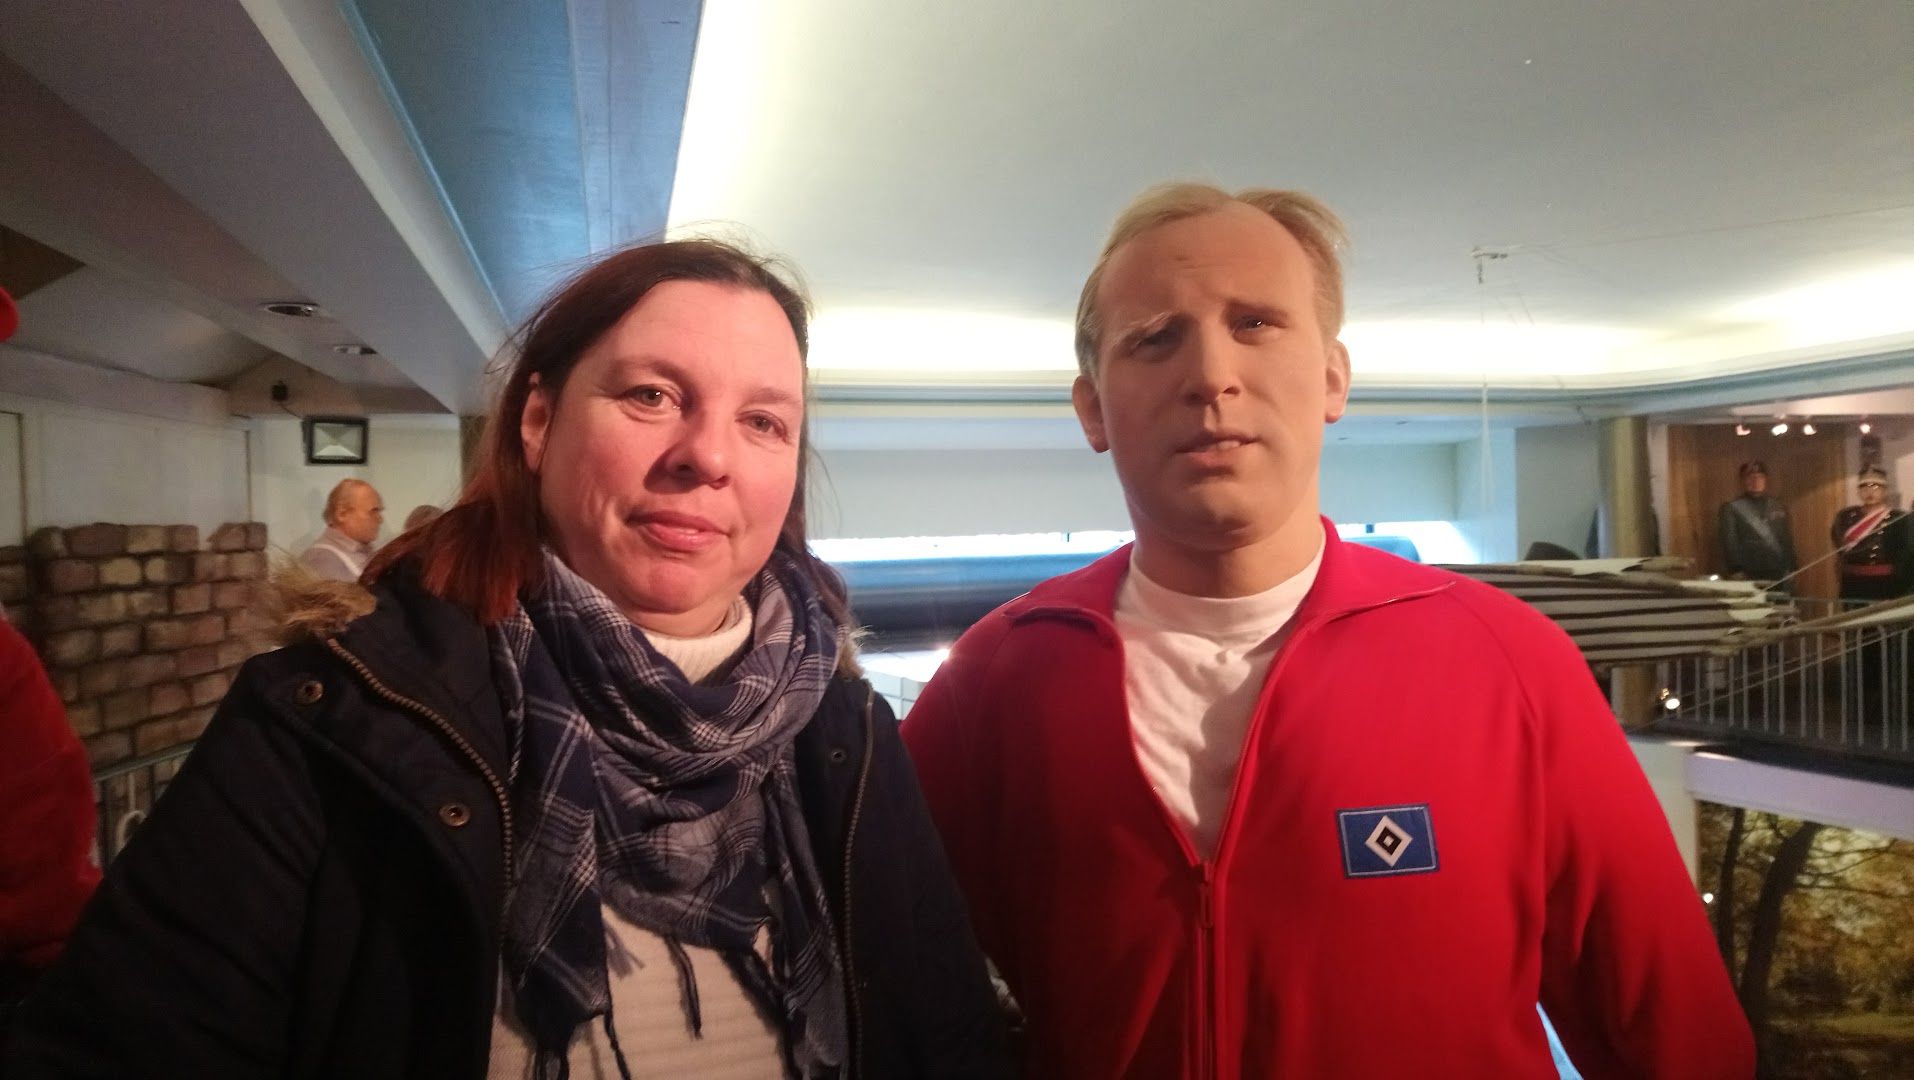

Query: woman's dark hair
[[367, 239, 854, 639]]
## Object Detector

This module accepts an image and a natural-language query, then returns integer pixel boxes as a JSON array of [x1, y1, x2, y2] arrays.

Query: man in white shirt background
[[298, 479, 384, 583]]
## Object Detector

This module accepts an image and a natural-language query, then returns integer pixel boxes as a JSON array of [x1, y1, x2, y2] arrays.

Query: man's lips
[[630, 510, 725, 552], [1175, 429, 1259, 454]]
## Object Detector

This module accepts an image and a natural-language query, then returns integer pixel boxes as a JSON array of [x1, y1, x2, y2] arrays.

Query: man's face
[[1744, 472, 1768, 497], [1073, 204, 1351, 556], [1860, 480, 1886, 508], [336, 485, 385, 545]]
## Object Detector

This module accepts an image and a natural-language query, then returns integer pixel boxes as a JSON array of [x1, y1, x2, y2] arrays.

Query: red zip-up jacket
[[901, 526, 1753, 1079], [1, 618, 100, 980]]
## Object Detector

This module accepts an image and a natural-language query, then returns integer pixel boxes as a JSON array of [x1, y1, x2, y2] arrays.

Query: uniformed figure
[[1832, 465, 1908, 603], [1718, 460, 1797, 588]]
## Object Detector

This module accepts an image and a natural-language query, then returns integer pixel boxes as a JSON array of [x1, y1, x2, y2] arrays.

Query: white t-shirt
[[1114, 543, 1323, 859]]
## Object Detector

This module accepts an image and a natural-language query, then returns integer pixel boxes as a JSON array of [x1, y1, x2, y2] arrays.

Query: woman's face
[[521, 281, 805, 636]]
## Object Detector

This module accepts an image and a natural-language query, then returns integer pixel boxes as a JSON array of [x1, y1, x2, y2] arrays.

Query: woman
[[7, 240, 1010, 1078]]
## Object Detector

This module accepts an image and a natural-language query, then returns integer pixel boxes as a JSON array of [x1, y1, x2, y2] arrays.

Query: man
[[298, 478, 383, 582], [1832, 465, 1908, 603], [1718, 460, 1797, 587], [902, 183, 1752, 1078]]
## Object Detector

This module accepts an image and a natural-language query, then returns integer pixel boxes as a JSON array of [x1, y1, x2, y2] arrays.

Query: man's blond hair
[[322, 478, 374, 526], [1074, 183, 1347, 377]]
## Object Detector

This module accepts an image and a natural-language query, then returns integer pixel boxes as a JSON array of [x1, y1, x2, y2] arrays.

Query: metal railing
[[91, 741, 197, 865], [1651, 608, 1914, 764]]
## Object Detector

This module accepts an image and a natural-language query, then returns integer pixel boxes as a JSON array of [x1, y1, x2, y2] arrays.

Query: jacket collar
[[1004, 517, 1452, 634], [326, 568, 511, 775]]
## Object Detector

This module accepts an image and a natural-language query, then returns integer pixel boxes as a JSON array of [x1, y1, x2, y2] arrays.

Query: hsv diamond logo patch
[[1338, 804, 1439, 878]]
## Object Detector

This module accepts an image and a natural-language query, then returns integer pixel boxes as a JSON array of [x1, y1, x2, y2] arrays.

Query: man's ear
[[521, 374, 552, 472], [1323, 338, 1352, 425], [1072, 373, 1110, 453]]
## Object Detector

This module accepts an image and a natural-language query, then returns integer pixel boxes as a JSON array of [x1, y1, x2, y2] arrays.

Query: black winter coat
[[5, 575, 1010, 1078]]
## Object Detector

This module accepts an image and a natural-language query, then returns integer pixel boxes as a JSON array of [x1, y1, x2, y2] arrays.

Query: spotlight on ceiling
[[1771, 421, 1789, 436], [1802, 422, 1817, 435], [1735, 424, 1751, 436], [261, 301, 327, 318], [1860, 420, 1873, 435]]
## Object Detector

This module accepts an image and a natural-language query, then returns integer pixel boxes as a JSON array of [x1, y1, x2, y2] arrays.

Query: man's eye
[[1239, 316, 1268, 331]]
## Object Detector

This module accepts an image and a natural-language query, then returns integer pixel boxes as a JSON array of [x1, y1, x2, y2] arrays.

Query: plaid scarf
[[489, 549, 847, 1077]]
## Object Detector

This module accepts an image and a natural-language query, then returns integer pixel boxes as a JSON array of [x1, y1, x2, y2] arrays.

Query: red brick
[[209, 523, 250, 553], [143, 555, 192, 585], [124, 653, 179, 688], [125, 525, 169, 555], [175, 707, 216, 742], [85, 732, 132, 768], [225, 609, 267, 638], [189, 671, 231, 707], [37, 596, 79, 632], [217, 640, 258, 669], [147, 680, 190, 716], [40, 559, 97, 594], [96, 557, 141, 588], [27, 527, 67, 559], [227, 552, 267, 580], [66, 700, 103, 737], [0, 544, 23, 563], [75, 591, 129, 627], [213, 581, 254, 610], [134, 718, 184, 756], [171, 583, 212, 615], [193, 553, 228, 582], [66, 523, 128, 557], [189, 613, 225, 645], [0, 562, 26, 590], [99, 623, 141, 658], [53, 669, 80, 704], [245, 523, 268, 550], [144, 618, 193, 652], [177, 645, 221, 677], [168, 525, 201, 553], [79, 661, 124, 698], [44, 629, 100, 668], [101, 688, 150, 730], [0, 583, 27, 608], [126, 588, 170, 618]]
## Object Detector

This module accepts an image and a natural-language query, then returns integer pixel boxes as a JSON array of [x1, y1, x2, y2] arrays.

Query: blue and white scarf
[[489, 548, 847, 1077]]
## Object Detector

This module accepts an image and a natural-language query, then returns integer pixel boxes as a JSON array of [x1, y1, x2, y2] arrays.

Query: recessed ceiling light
[[331, 344, 378, 356], [261, 300, 327, 318], [1771, 421, 1789, 436], [1735, 424, 1751, 436], [1801, 422, 1817, 435]]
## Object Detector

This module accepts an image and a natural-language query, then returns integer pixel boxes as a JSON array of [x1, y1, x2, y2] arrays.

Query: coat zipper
[[323, 638, 517, 915], [839, 688, 877, 1079]]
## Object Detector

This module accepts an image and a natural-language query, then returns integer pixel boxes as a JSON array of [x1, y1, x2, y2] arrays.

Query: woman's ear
[[520, 374, 551, 473]]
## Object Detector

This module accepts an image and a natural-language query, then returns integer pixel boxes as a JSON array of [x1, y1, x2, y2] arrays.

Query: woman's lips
[[631, 511, 724, 553]]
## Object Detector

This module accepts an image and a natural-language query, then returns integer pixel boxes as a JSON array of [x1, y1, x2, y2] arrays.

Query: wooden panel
[[1665, 423, 1850, 601]]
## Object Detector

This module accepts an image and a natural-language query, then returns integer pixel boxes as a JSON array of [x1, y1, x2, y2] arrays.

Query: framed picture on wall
[[303, 416, 369, 465]]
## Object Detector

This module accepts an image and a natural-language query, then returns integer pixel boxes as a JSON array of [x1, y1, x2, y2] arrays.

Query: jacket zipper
[[323, 639, 517, 913], [839, 687, 877, 1079]]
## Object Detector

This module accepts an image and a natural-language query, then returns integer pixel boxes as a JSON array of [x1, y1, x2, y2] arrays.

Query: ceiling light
[[1802, 422, 1817, 435], [331, 344, 378, 356], [1771, 421, 1789, 436], [1662, 695, 1681, 711], [261, 301, 326, 318], [1735, 424, 1751, 436], [1860, 421, 1873, 435]]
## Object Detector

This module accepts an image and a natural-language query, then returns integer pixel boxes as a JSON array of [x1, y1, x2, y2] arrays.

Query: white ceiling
[[670, 0, 1914, 392]]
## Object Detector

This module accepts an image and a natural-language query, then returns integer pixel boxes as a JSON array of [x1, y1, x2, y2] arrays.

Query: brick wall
[[23, 521, 272, 769]]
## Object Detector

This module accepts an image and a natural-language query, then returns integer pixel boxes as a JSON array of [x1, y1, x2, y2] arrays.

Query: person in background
[[7, 239, 1008, 1078], [1832, 465, 1908, 603], [0, 615, 100, 1023], [297, 478, 384, 582], [902, 182, 1752, 1078], [402, 504, 443, 533], [1718, 460, 1797, 590]]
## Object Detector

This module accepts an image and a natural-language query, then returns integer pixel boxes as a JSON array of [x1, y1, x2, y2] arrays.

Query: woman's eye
[[746, 414, 787, 437], [626, 386, 669, 407]]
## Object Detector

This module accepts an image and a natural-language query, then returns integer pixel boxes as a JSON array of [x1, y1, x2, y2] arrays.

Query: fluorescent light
[[1771, 421, 1789, 436]]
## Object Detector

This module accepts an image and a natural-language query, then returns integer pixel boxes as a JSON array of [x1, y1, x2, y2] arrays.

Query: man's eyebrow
[[1111, 310, 1177, 346]]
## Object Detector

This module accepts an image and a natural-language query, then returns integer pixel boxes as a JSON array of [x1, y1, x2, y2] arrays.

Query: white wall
[[1455, 430, 1520, 563], [0, 391, 249, 539], [1516, 422, 1603, 557], [811, 442, 1460, 540], [249, 415, 463, 557]]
